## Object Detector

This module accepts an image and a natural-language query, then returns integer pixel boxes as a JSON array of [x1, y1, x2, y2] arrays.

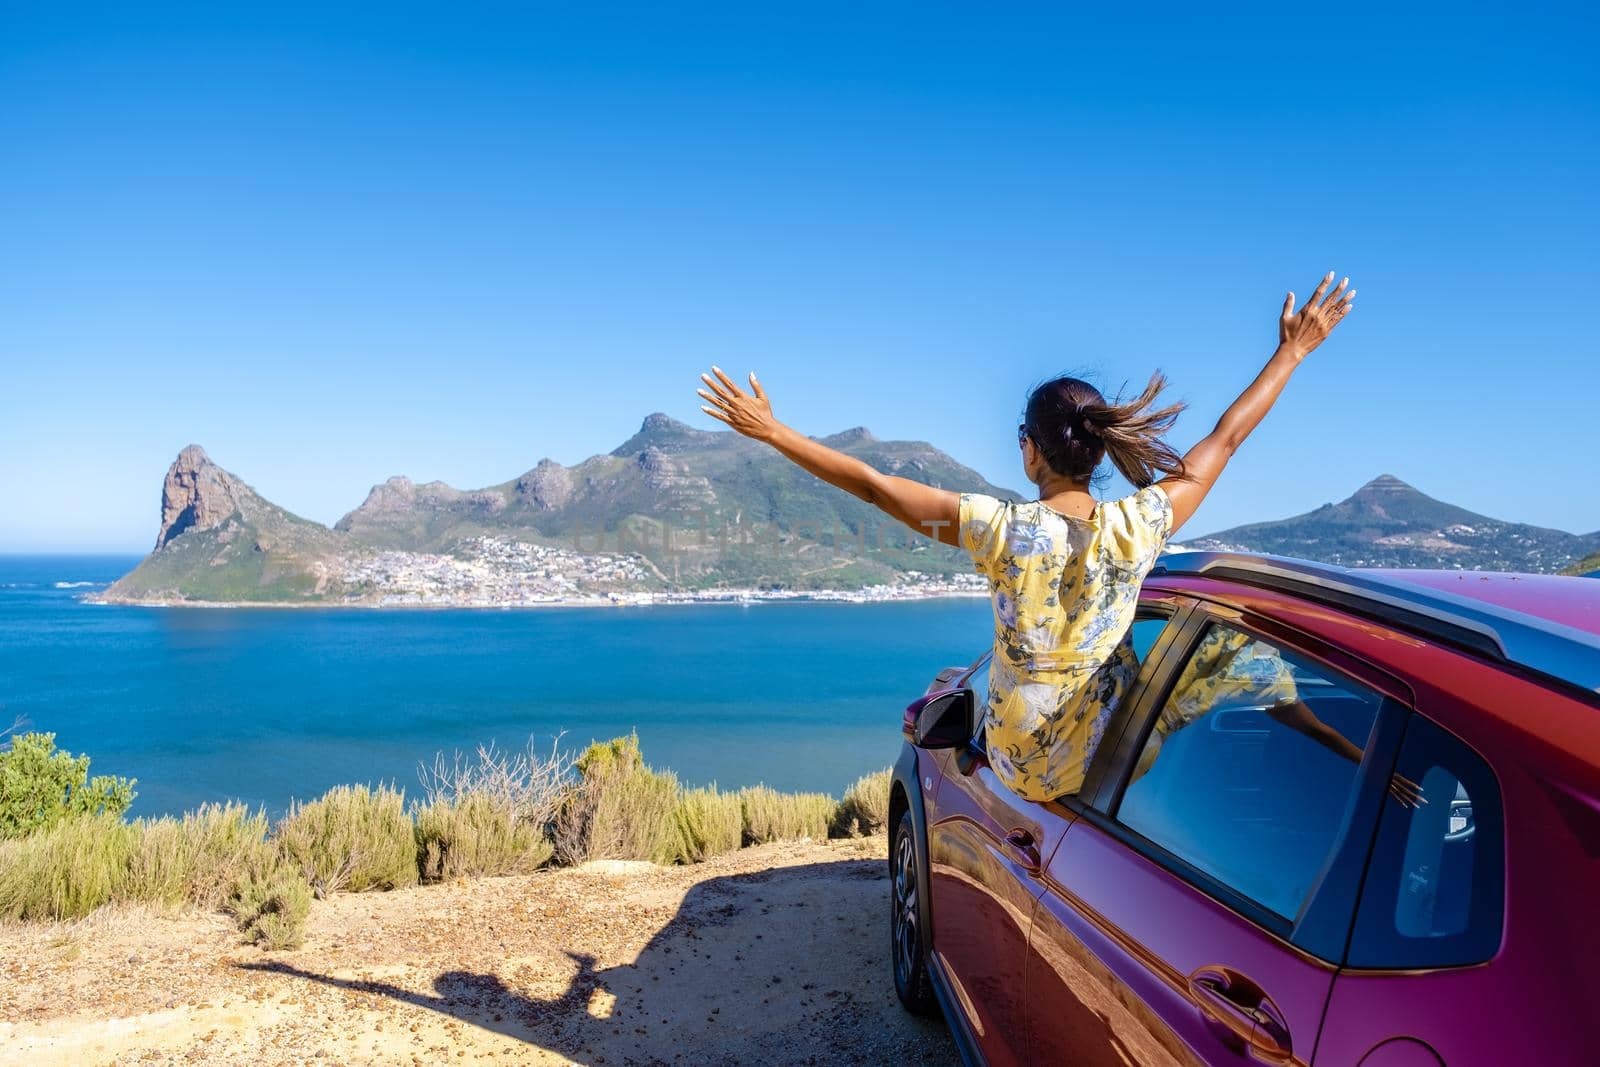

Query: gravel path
[[0, 835, 956, 1066]]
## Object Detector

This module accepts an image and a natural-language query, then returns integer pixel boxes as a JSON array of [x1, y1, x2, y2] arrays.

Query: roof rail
[[1150, 551, 1600, 696]]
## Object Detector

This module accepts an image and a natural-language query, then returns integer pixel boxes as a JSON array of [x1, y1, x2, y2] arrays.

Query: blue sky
[[3, 4, 1596, 552]]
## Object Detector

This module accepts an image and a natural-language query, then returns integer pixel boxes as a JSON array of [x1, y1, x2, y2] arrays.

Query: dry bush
[[551, 734, 681, 865], [671, 785, 743, 863], [0, 813, 133, 921], [417, 737, 571, 816], [415, 793, 553, 881], [275, 784, 417, 898], [738, 786, 836, 845], [414, 738, 568, 881], [123, 803, 273, 909], [229, 859, 313, 950], [831, 768, 892, 837]]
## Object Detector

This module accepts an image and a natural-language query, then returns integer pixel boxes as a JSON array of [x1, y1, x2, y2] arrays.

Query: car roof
[[1150, 552, 1600, 696], [1367, 569, 1600, 639]]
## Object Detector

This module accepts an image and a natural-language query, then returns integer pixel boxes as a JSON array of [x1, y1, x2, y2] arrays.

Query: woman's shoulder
[[1101, 484, 1174, 545], [958, 491, 1016, 526]]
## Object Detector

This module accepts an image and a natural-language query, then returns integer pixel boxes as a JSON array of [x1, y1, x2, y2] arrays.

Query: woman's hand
[[1279, 271, 1356, 359], [698, 366, 781, 441], [1388, 772, 1428, 810], [695, 365, 961, 543]]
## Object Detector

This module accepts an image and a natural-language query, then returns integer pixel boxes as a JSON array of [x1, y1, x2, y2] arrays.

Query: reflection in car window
[[1349, 716, 1503, 968], [1117, 623, 1385, 920]]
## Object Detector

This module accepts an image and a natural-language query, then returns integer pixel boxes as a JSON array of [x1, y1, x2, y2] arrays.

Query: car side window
[[1115, 622, 1386, 921], [1347, 715, 1504, 969]]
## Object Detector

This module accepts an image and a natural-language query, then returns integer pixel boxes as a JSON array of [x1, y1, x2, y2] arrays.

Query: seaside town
[[335, 535, 989, 607]]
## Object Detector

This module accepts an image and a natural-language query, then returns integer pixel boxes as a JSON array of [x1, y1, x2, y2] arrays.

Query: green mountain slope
[[1188, 475, 1600, 573], [334, 414, 1020, 588]]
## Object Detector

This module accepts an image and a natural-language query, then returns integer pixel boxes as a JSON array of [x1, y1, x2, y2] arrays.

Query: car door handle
[[1187, 969, 1292, 1062], [1002, 828, 1040, 872]]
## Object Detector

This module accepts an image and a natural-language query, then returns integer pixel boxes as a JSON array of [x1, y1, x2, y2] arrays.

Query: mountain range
[[102, 415, 1018, 604], [101, 421, 1600, 604], [1184, 474, 1600, 574]]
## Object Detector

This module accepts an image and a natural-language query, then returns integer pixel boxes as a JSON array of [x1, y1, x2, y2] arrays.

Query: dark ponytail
[[1022, 372, 1187, 488]]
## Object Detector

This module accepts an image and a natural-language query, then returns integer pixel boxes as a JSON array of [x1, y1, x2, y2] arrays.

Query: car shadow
[[236, 856, 956, 1066]]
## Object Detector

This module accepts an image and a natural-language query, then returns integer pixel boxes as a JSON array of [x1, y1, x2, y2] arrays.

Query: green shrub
[[275, 785, 417, 898], [671, 785, 743, 863], [832, 768, 892, 837], [123, 803, 273, 909], [0, 732, 135, 840], [573, 732, 646, 779], [739, 786, 836, 845], [552, 734, 680, 865], [0, 813, 134, 921], [230, 861, 313, 950], [415, 793, 552, 882]]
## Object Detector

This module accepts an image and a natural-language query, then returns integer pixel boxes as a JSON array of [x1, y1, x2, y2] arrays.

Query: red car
[[890, 552, 1600, 1066]]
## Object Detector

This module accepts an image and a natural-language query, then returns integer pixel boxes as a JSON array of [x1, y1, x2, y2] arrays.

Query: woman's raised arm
[[697, 367, 961, 546], [1159, 272, 1356, 534]]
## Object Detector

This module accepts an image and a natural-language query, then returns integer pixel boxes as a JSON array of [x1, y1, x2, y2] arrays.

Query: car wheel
[[892, 809, 938, 1016]]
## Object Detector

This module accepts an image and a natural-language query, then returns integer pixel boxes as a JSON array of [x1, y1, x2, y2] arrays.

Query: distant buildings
[[333, 536, 987, 607]]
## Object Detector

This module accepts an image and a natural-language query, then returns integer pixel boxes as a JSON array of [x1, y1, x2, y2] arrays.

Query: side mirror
[[903, 688, 975, 749]]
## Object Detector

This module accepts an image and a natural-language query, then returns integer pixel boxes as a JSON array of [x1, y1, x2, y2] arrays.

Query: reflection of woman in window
[[697, 274, 1356, 801], [1134, 628, 1424, 807]]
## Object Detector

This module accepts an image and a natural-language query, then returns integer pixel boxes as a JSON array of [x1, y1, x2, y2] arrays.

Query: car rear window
[[1347, 714, 1504, 969]]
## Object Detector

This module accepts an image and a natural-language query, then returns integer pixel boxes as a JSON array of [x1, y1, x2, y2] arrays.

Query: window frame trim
[[1074, 594, 1196, 804], [1058, 598, 1418, 961]]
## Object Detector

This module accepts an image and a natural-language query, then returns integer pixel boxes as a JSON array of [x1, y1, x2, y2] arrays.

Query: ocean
[[0, 555, 993, 818]]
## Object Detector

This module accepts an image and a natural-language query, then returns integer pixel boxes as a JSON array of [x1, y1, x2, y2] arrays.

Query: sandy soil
[[0, 835, 956, 1066]]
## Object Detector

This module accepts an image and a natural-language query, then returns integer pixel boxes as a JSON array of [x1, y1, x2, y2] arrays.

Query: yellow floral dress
[[958, 485, 1173, 801]]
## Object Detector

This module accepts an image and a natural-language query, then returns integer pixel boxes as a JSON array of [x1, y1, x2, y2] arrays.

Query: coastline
[[84, 586, 992, 610]]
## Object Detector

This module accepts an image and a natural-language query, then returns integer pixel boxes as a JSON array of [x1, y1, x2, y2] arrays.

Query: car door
[[1024, 612, 1411, 1065], [925, 607, 1184, 1065], [926, 649, 1062, 1067], [1317, 712, 1513, 1065]]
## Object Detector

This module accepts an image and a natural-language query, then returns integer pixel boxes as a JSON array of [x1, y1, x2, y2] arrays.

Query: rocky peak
[[1343, 475, 1433, 522], [821, 427, 876, 446], [515, 459, 573, 511], [1353, 474, 1416, 496], [610, 412, 712, 456], [345, 476, 419, 517], [155, 445, 242, 550], [641, 413, 692, 434], [341, 474, 506, 522]]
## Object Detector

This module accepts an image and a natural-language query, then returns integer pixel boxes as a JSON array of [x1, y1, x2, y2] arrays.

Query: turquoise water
[[0, 555, 992, 818]]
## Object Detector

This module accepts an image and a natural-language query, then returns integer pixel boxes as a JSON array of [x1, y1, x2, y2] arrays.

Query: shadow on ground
[[238, 857, 955, 1066]]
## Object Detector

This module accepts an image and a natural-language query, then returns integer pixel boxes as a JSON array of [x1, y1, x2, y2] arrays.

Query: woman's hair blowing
[[1022, 372, 1187, 488]]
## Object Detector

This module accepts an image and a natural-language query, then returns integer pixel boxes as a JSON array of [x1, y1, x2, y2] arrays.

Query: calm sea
[[0, 555, 992, 818]]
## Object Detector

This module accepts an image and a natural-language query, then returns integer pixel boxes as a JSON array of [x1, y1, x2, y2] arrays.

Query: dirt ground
[[0, 835, 956, 1066]]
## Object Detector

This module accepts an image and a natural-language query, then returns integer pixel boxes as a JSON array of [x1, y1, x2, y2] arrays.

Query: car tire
[[892, 809, 939, 1017]]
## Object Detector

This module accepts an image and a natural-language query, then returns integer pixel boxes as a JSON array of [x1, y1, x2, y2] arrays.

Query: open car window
[[971, 612, 1175, 769]]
